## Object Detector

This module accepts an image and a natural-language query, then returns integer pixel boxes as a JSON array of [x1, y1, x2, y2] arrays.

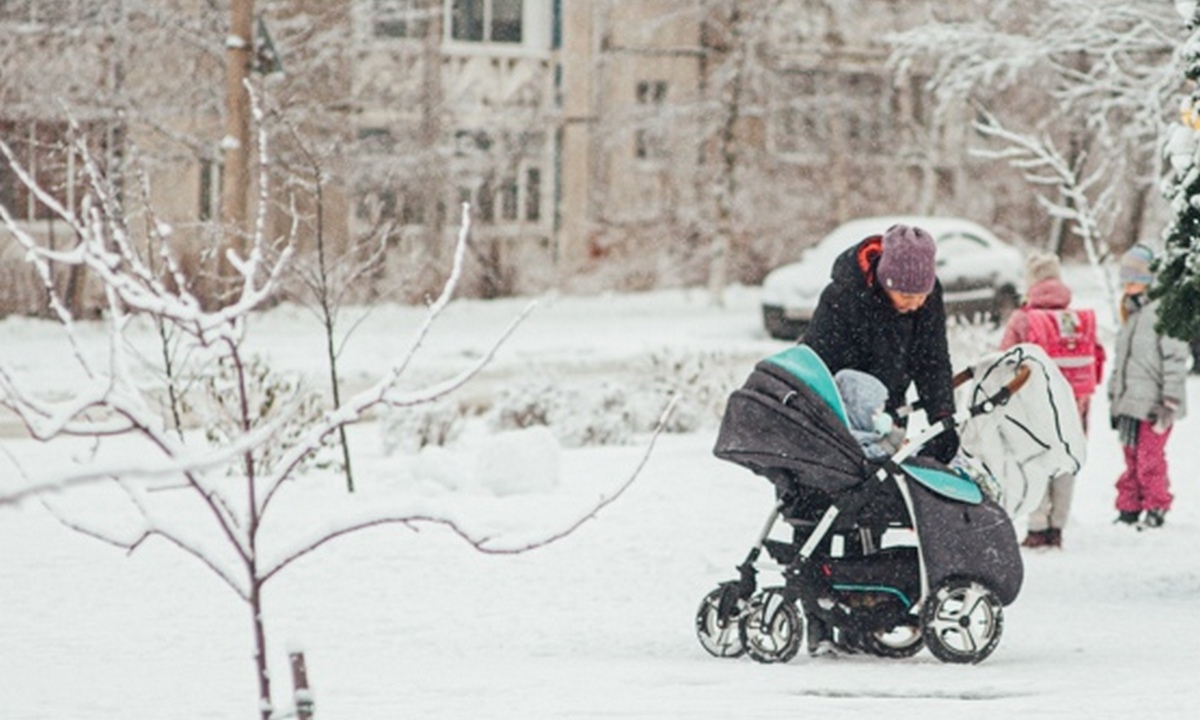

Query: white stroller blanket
[[956, 344, 1087, 518]]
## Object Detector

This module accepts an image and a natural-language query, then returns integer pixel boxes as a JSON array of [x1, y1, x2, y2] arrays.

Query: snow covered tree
[[887, 0, 1181, 254], [0, 103, 667, 719], [1154, 1, 1200, 341]]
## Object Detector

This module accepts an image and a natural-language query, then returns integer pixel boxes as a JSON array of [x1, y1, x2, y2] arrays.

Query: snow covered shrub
[[379, 398, 467, 456], [486, 347, 738, 446], [488, 377, 635, 447], [636, 348, 740, 434], [946, 317, 1004, 370], [191, 354, 331, 476], [564, 381, 637, 447]]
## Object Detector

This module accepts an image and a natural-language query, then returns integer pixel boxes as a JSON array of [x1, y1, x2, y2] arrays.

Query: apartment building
[[1, 0, 1027, 305]]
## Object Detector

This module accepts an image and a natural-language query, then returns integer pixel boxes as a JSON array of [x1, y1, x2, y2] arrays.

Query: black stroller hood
[[714, 346, 870, 495]]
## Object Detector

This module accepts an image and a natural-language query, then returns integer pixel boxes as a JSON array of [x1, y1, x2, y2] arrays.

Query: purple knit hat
[[877, 224, 937, 295]]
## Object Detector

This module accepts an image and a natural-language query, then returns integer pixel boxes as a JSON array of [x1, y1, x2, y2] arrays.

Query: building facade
[[1, 0, 1058, 309]]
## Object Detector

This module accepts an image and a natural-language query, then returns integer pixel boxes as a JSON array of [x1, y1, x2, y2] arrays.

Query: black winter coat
[[803, 237, 956, 423]]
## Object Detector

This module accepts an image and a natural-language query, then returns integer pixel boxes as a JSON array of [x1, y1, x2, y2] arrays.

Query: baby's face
[[872, 408, 893, 434]]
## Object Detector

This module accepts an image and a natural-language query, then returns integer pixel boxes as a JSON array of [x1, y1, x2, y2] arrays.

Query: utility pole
[[221, 0, 255, 276]]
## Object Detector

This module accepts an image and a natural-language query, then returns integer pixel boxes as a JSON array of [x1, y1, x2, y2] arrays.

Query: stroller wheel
[[740, 590, 802, 664], [861, 623, 924, 658], [695, 587, 746, 658], [921, 578, 1004, 664]]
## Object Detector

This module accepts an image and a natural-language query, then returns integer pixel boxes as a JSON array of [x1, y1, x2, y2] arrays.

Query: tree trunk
[[221, 0, 255, 282], [251, 582, 272, 720]]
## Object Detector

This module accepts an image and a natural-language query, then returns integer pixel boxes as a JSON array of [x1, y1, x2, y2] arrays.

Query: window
[[634, 80, 669, 161], [357, 127, 396, 155], [450, 0, 522, 43], [355, 184, 397, 221], [500, 175, 518, 221], [371, 0, 428, 39], [453, 128, 493, 156], [524, 167, 540, 221], [198, 158, 222, 221], [774, 70, 893, 158], [0, 119, 117, 222], [455, 165, 541, 226], [0, 0, 103, 24]]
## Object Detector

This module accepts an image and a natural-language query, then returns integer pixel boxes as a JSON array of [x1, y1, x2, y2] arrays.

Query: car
[[761, 216, 1025, 340]]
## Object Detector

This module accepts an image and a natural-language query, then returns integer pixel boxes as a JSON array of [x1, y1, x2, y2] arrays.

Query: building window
[[198, 158, 222, 221], [774, 70, 893, 158], [0, 1, 103, 24], [450, 0, 522, 44], [357, 126, 396, 155], [500, 175, 518, 221], [635, 80, 669, 160], [371, 0, 429, 39], [0, 119, 117, 222], [525, 167, 540, 221]]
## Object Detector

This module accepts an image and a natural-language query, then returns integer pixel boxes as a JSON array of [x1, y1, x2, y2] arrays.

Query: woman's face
[[1124, 281, 1148, 295], [884, 289, 929, 314]]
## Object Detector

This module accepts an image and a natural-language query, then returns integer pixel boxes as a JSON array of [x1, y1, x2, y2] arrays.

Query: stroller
[[695, 345, 1030, 664]]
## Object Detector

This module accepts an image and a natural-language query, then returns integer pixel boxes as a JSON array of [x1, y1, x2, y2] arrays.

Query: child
[[834, 368, 903, 459], [1000, 251, 1104, 548], [1109, 245, 1190, 528]]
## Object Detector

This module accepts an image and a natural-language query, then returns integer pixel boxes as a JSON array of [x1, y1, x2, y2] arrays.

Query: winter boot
[[1115, 510, 1141, 526], [1021, 530, 1051, 548], [1142, 509, 1167, 528], [1045, 528, 1062, 548]]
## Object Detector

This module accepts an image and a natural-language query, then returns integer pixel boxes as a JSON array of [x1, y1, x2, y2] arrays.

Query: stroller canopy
[[714, 345, 870, 495]]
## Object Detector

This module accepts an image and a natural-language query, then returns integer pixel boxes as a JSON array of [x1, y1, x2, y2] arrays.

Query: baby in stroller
[[696, 345, 1027, 664], [834, 368, 904, 460]]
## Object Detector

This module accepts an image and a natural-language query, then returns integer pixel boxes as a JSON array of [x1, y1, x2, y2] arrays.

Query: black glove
[[920, 426, 960, 464]]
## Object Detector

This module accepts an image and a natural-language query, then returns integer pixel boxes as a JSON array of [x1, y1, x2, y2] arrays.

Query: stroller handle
[[964, 362, 1032, 416], [907, 363, 1031, 416]]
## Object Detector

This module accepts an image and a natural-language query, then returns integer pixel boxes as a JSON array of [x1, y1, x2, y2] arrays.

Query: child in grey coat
[[1109, 245, 1190, 528]]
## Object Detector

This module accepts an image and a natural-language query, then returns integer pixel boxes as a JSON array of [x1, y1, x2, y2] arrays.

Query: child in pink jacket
[[1000, 252, 1104, 548]]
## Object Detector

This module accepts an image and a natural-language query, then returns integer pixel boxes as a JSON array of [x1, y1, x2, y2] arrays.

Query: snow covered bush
[[639, 347, 740, 434], [379, 397, 467, 456], [489, 377, 636, 447], [485, 347, 740, 447]]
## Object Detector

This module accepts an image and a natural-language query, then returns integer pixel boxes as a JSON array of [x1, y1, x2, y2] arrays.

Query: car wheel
[[762, 305, 807, 341]]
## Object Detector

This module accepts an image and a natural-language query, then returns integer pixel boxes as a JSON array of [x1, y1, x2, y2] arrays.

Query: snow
[[1, 268, 1198, 719]]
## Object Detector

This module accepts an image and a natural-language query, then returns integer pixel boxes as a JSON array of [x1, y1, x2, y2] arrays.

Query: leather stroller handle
[[953, 363, 1031, 392], [907, 363, 1031, 416], [968, 363, 1032, 416]]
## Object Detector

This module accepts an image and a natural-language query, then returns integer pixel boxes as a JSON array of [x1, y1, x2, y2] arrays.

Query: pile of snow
[[411, 426, 562, 496]]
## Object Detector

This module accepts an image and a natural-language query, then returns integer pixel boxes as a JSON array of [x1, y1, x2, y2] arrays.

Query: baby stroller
[[695, 345, 1030, 664]]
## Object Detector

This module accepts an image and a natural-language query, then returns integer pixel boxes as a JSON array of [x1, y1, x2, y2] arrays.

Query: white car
[[761, 216, 1025, 340]]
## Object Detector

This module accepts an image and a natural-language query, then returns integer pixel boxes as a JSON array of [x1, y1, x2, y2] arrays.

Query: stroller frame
[[697, 350, 1029, 665]]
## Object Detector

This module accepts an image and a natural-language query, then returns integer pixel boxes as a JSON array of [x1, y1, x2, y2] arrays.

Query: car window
[[936, 232, 991, 260]]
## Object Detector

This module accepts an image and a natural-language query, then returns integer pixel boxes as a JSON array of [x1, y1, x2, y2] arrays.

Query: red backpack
[[1024, 308, 1100, 398]]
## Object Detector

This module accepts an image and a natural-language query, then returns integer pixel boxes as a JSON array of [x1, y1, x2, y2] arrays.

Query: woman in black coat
[[802, 223, 958, 464]]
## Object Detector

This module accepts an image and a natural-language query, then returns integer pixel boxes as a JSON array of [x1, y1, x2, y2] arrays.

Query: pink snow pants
[[1115, 420, 1173, 512]]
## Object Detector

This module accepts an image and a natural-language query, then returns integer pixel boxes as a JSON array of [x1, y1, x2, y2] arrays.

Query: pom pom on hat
[[1119, 244, 1156, 286], [877, 224, 937, 295], [1025, 251, 1062, 288]]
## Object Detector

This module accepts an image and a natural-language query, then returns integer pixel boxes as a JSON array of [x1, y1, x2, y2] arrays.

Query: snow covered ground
[[1, 268, 1198, 719]]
